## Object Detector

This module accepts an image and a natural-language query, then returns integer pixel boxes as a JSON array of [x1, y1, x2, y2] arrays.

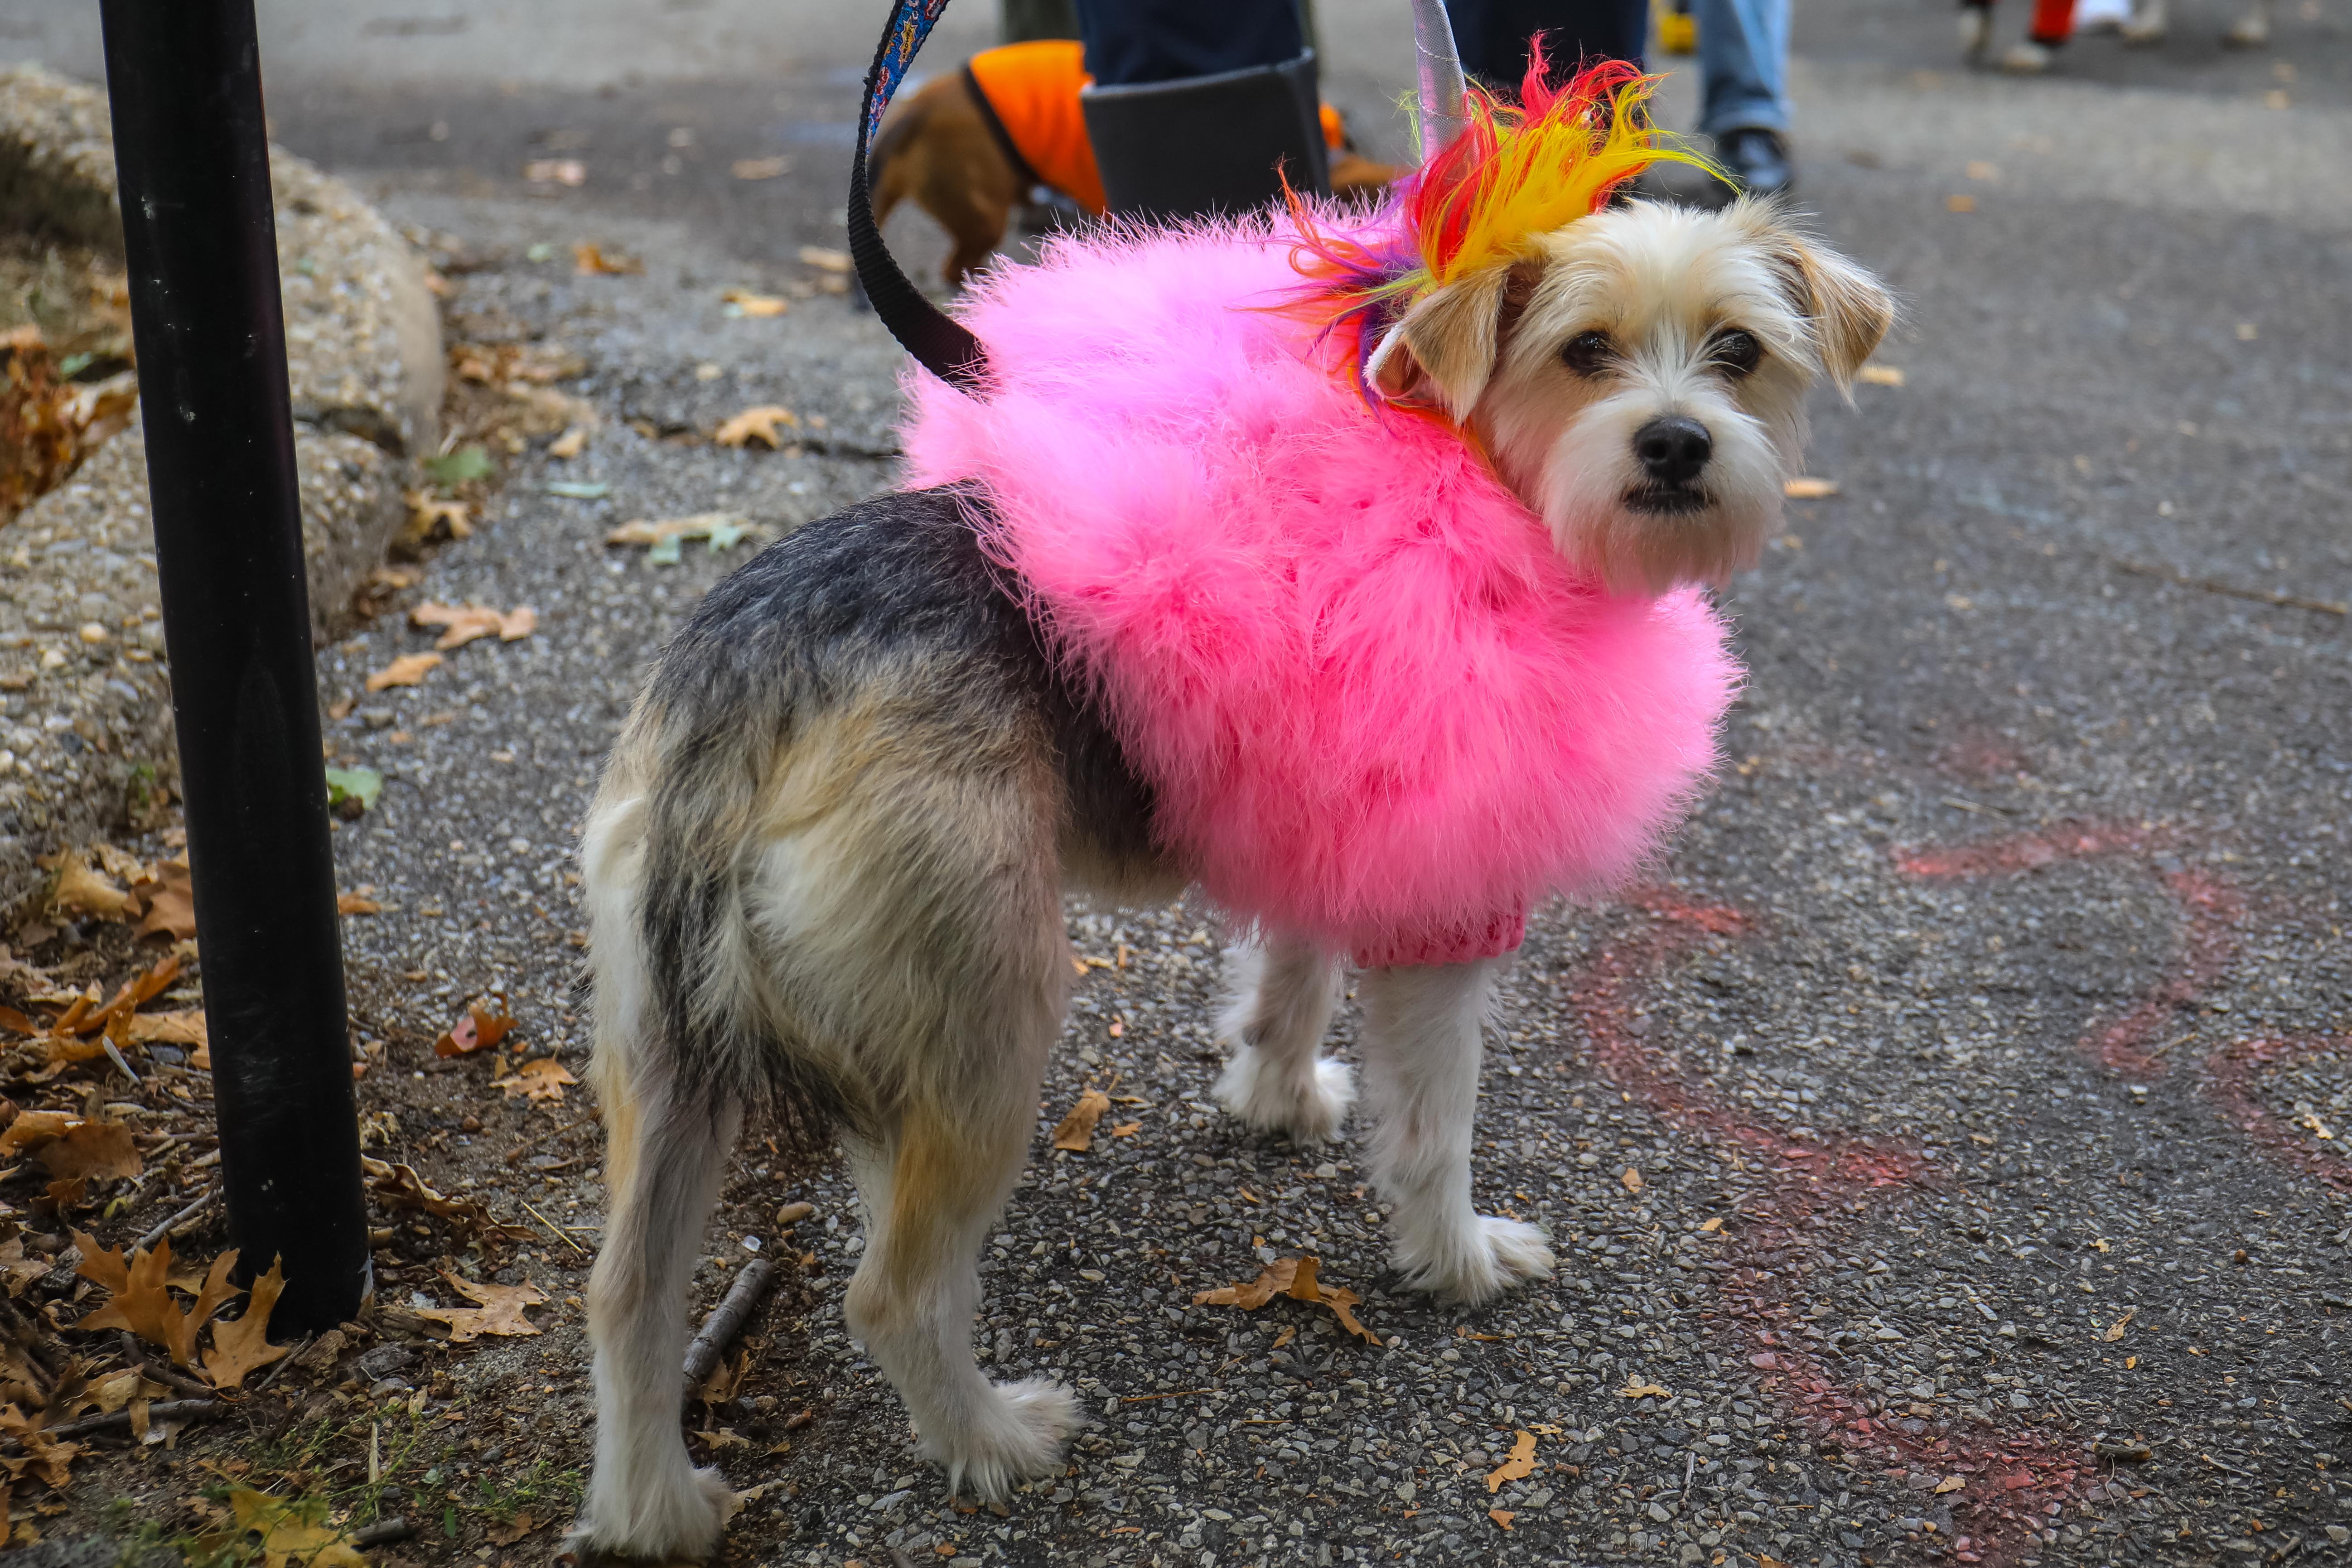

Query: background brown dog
[[871, 42, 1399, 286]]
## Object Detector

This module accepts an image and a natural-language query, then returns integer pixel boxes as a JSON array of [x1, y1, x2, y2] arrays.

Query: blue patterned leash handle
[[850, 0, 988, 390]]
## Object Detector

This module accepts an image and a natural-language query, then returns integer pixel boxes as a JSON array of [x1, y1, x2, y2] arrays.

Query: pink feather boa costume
[[901, 219, 1739, 967]]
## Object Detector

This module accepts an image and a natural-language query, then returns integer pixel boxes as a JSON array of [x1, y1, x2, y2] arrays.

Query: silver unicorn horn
[[1412, 0, 1469, 159]]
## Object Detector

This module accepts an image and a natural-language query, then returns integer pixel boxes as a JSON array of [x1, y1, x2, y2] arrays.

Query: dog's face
[[1369, 198, 1893, 596]]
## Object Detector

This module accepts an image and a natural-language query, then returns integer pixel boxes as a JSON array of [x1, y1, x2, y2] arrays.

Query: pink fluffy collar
[[901, 221, 1738, 965]]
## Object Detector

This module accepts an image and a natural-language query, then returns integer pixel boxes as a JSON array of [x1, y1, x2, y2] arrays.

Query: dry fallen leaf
[[434, 997, 517, 1057], [132, 859, 196, 941], [714, 405, 801, 449], [1051, 1088, 1111, 1152], [1191, 1254, 1381, 1345], [1618, 1381, 1671, 1399], [365, 651, 443, 691], [409, 601, 539, 651], [34, 1118, 140, 1182], [604, 512, 763, 565], [129, 1009, 206, 1047], [1486, 1430, 1538, 1492], [1620, 1167, 1642, 1194], [574, 241, 643, 276], [1858, 364, 1905, 387], [1109, 1121, 1142, 1139], [2104, 1307, 2137, 1343], [202, 1255, 291, 1389], [486, 1512, 541, 1545], [415, 1272, 548, 1342], [224, 1487, 366, 1568], [1488, 1508, 1514, 1531], [1698, 1216, 1724, 1233], [402, 489, 473, 543], [1934, 1475, 1966, 1494], [721, 287, 789, 318], [798, 245, 852, 273], [0, 1110, 78, 1158], [493, 1057, 578, 1105], [362, 1156, 536, 1243], [75, 1236, 238, 1368], [547, 425, 588, 460], [1782, 477, 1840, 500], [336, 893, 381, 917], [45, 850, 135, 920]]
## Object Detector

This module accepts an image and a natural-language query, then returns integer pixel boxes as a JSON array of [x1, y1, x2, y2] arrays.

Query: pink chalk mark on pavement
[[2206, 1034, 2352, 1193], [1894, 823, 2244, 1078], [1572, 891, 2092, 1565]]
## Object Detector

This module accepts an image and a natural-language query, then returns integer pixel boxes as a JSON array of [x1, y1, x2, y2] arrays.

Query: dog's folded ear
[[1367, 260, 1537, 421], [1745, 211, 1893, 393]]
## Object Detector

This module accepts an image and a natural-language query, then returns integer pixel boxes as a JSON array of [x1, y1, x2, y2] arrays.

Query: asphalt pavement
[[6, 0, 2349, 1563]]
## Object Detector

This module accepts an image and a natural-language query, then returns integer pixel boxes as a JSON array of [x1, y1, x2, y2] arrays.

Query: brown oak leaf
[[1050, 1088, 1111, 1152], [202, 1256, 292, 1390], [414, 1273, 546, 1343]]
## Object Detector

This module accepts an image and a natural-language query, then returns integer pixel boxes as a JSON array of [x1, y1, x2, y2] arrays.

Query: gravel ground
[[9, 1, 2352, 1565]]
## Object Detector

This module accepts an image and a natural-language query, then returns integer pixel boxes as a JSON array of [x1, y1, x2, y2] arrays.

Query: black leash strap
[[851, 0, 989, 391]]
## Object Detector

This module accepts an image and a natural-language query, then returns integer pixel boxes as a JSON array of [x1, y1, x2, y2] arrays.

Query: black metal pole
[[98, 0, 369, 1333]]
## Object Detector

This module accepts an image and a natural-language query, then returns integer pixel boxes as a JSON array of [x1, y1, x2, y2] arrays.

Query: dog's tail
[[585, 658, 854, 1163]]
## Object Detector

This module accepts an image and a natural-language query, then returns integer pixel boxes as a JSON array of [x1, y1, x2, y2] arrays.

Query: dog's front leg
[[575, 1086, 743, 1561], [1359, 959, 1555, 1305]]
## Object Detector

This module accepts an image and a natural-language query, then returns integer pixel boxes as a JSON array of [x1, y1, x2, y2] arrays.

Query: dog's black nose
[[1633, 416, 1712, 486]]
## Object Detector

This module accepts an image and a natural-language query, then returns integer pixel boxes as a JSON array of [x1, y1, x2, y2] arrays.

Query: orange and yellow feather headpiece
[[1285, 49, 1717, 395]]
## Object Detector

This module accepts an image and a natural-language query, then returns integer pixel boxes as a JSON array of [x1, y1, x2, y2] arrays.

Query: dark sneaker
[[1717, 127, 1794, 200]]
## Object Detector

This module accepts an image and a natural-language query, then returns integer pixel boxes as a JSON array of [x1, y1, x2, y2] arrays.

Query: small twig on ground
[[0, 1399, 223, 1451], [2109, 556, 2349, 617], [519, 1197, 586, 1256], [255, 1332, 318, 1392], [119, 1332, 214, 1399], [351, 1518, 415, 1548], [138, 1187, 219, 1253], [682, 1255, 777, 1386]]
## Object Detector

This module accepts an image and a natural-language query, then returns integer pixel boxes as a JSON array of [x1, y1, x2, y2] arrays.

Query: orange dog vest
[[966, 41, 1349, 219], [967, 41, 1108, 216]]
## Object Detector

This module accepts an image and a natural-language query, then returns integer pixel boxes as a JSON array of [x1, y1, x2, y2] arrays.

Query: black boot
[[1716, 127, 1794, 200], [1080, 50, 1329, 222]]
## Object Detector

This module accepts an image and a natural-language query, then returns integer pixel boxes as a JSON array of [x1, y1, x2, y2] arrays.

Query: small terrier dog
[[570, 192, 1888, 1560]]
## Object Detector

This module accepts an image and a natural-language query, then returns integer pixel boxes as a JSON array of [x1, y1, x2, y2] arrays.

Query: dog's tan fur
[[572, 200, 1889, 1562], [1376, 200, 1892, 595]]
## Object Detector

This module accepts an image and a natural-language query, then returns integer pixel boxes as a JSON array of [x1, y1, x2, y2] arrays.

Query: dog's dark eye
[[1561, 330, 1614, 376], [1711, 328, 1763, 377]]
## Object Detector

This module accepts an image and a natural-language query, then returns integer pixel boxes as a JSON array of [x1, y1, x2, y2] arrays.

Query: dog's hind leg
[[577, 1080, 743, 1559], [1213, 936, 1352, 1143], [573, 784, 743, 1561], [844, 1092, 1080, 1500], [1358, 960, 1555, 1305]]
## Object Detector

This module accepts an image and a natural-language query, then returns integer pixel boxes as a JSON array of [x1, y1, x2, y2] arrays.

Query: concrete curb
[[0, 63, 443, 906]]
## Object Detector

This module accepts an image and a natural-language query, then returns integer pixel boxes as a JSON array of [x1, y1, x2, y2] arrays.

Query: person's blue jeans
[[1695, 0, 1790, 137]]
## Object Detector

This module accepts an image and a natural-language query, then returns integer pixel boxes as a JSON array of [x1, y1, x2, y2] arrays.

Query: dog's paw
[[570, 1462, 739, 1563], [931, 1377, 1083, 1502], [1213, 1048, 1354, 1144], [1395, 1215, 1555, 1307]]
